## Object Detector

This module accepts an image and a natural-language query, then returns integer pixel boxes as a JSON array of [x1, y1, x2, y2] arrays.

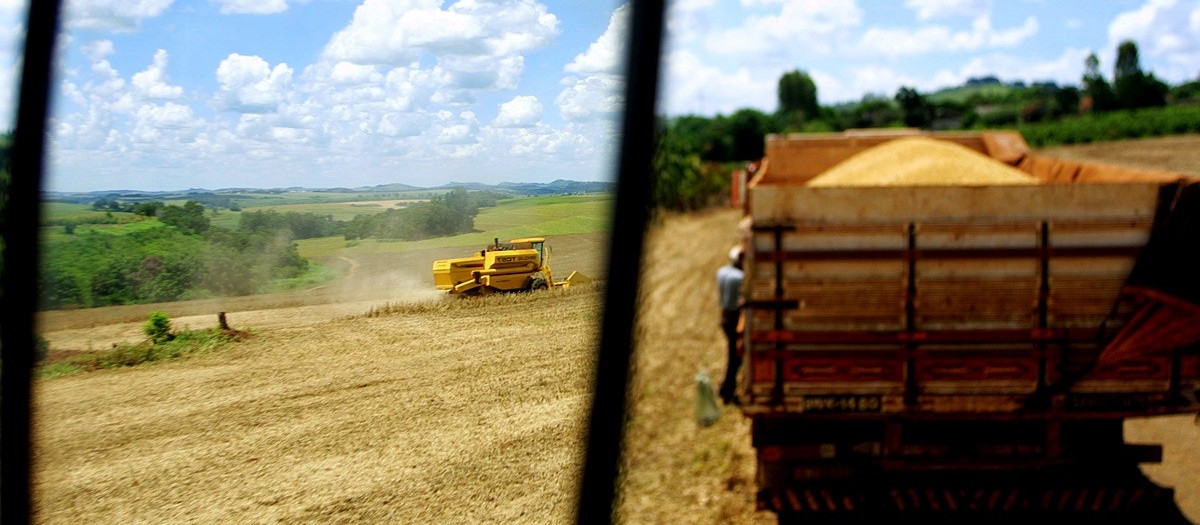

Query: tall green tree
[[651, 126, 724, 211], [727, 108, 774, 161], [777, 69, 820, 129], [160, 201, 210, 235], [894, 86, 932, 128], [1113, 40, 1168, 109], [1083, 52, 1118, 112]]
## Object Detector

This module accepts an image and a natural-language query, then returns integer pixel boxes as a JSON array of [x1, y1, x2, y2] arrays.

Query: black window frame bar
[[0, 1, 662, 523], [575, 0, 664, 523], [2, 1, 62, 524]]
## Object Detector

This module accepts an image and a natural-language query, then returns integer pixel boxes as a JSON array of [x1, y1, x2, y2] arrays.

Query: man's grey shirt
[[717, 264, 744, 312]]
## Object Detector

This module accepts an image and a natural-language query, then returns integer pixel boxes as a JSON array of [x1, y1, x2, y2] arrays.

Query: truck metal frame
[[738, 130, 1200, 522]]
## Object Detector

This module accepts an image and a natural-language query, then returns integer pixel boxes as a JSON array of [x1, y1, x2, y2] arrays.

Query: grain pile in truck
[[736, 130, 1200, 523], [806, 136, 1037, 187]]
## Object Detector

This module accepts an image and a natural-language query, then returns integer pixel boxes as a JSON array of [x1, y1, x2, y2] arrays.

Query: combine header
[[432, 237, 590, 295]]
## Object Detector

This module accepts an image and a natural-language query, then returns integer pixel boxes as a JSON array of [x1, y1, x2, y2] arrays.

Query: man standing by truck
[[716, 245, 745, 405]]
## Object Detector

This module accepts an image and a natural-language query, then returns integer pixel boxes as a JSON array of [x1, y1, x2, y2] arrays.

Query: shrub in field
[[144, 311, 173, 344], [38, 327, 244, 379]]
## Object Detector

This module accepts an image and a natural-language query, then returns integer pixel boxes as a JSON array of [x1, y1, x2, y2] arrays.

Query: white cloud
[[63, 0, 174, 32], [50, 0, 623, 190], [566, 3, 628, 75], [212, 0, 292, 15], [330, 61, 382, 85], [558, 3, 629, 122], [904, 0, 991, 21], [215, 53, 294, 113], [963, 48, 1092, 85], [81, 39, 115, 61], [858, 15, 1039, 56], [136, 101, 194, 129], [493, 95, 542, 127], [131, 49, 183, 99], [703, 0, 863, 57], [659, 48, 775, 115], [1108, 0, 1200, 82], [322, 0, 558, 97], [665, 0, 714, 46]]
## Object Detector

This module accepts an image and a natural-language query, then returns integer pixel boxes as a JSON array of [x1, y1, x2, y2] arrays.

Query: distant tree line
[[341, 189, 499, 240], [651, 39, 1200, 210]]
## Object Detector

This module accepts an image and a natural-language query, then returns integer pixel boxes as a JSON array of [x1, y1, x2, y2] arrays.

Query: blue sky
[[0, 0, 1196, 191]]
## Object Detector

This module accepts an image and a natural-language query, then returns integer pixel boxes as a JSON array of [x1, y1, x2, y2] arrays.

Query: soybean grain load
[[806, 136, 1038, 187]]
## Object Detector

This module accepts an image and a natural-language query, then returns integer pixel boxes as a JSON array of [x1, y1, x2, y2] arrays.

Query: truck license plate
[[800, 395, 882, 413]]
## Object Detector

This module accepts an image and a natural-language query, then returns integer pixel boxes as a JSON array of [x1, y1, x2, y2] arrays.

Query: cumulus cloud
[[665, 0, 714, 46], [322, 0, 558, 95], [659, 48, 776, 115], [858, 15, 1038, 56], [1107, 0, 1200, 82], [212, 0, 292, 15], [63, 0, 174, 32], [131, 49, 183, 99], [51, 0, 617, 190], [565, 3, 628, 74], [493, 95, 542, 128], [215, 53, 294, 113], [81, 39, 115, 61], [904, 0, 991, 21], [136, 101, 194, 130], [703, 0, 863, 57], [331, 61, 383, 85], [557, 3, 628, 122]]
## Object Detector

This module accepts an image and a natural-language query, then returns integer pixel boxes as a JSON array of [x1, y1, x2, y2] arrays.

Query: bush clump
[[144, 311, 173, 344], [38, 316, 247, 379]]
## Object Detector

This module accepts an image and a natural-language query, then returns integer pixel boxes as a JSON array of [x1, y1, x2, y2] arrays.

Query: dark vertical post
[[2, 1, 63, 524], [575, 0, 665, 522]]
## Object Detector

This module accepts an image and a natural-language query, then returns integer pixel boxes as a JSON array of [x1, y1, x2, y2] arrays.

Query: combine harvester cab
[[432, 237, 590, 295], [737, 130, 1200, 523]]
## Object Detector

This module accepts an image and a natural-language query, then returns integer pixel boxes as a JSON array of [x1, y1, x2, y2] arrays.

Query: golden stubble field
[[32, 135, 1200, 524]]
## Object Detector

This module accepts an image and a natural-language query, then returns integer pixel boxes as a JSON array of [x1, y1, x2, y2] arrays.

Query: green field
[[200, 198, 437, 229], [40, 219, 166, 246], [296, 193, 613, 259], [42, 202, 149, 225]]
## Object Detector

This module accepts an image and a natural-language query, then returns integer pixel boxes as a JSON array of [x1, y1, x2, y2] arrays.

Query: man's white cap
[[729, 245, 743, 263]]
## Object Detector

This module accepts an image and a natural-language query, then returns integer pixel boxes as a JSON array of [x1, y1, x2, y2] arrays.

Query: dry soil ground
[[32, 135, 1200, 524]]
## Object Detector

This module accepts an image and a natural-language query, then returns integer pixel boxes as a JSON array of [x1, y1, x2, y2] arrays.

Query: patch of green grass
[[42, 202, 150, 226], [40, 219, 168, 246], [258, 263, 339, 293], [36, 328, 245, 379], [207, 210, 242, 230], [239, 199, 429, 221]]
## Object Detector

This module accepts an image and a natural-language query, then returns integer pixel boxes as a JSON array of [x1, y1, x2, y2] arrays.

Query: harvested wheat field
[[34, 288, 600, 523], [1040, 134, 1200, 177]]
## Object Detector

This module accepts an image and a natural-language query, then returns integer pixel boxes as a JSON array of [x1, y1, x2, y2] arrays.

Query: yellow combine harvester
[[431, 237, 590, 295]]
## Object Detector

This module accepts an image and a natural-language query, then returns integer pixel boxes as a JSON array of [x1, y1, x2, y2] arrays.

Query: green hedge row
[[1018, 105, 1200, 147]]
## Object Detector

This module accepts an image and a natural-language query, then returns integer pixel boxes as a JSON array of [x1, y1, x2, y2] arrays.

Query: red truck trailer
[[736, 130, 1200, 523]]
